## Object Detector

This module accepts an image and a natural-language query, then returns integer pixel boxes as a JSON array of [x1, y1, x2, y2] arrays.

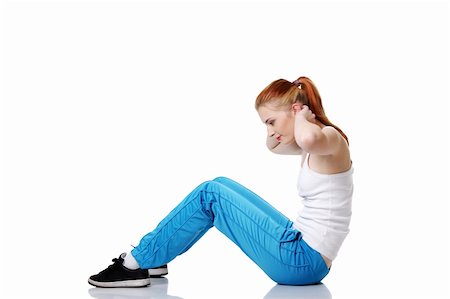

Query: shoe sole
[[148, 268, 168, 278], [88, 278, 151, 288]]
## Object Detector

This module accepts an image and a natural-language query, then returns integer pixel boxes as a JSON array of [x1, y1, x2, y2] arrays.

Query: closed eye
[[265, 119, 275, 126]]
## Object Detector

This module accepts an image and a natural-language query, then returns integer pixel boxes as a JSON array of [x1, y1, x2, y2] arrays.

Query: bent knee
[[212, 176, 231, 183]]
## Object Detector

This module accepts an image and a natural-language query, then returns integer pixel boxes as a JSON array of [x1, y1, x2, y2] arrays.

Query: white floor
[[87, 278, 332, 299], [2, 229, 449, 299]]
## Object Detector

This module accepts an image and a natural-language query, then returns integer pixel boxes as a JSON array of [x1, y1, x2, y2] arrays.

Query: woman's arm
[[294, 105, 341, 156], [266, 135, 303, 155]]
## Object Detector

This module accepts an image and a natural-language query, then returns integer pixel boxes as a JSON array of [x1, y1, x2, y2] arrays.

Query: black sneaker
[[88, 253, 151, 288], [148, 264, 168, 277]]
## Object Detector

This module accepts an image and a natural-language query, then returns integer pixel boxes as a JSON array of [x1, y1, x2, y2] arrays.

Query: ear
[[291, 103, 302, 113]]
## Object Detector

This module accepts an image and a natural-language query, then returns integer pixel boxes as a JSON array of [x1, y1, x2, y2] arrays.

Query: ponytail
[[295, 76, 348, 144]]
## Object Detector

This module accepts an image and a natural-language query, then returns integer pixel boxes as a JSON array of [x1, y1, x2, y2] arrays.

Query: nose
[[267, 126, 275, 137]]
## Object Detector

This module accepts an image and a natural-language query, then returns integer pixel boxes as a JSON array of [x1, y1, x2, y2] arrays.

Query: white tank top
[[293, 153, 354, 260]]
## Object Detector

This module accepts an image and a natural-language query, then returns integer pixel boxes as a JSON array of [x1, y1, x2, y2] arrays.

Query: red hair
[[255, 76, 348, 144]]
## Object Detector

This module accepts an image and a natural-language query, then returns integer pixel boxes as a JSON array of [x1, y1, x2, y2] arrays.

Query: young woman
[[88, 76, 353, 287]]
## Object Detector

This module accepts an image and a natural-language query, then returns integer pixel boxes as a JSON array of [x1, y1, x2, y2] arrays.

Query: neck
[[314, 119, 325, 128]]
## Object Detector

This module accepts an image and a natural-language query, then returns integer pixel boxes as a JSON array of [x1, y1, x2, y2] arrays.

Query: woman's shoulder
[[308, 130, 351, 174]]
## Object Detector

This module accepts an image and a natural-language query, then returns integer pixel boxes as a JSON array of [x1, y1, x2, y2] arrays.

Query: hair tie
[[292, 79, 301, 88]]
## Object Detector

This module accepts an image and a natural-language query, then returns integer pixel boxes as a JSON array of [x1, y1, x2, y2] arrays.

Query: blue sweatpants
[[131, 176, 329, 285]]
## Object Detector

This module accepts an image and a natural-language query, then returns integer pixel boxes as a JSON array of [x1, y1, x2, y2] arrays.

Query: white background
[[1, 1, 449, 299]]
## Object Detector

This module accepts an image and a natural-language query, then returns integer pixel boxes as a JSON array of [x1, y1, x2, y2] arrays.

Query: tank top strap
[[302, 152, 311, 170]]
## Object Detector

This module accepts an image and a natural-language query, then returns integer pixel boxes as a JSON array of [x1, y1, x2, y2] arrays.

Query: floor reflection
[[88, 278, 331, 299], [264, 283, 332, 299], [88, 278, 183, 299]]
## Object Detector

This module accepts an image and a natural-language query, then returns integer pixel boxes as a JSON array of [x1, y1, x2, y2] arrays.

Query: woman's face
[[257, 103, 296, 144]]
